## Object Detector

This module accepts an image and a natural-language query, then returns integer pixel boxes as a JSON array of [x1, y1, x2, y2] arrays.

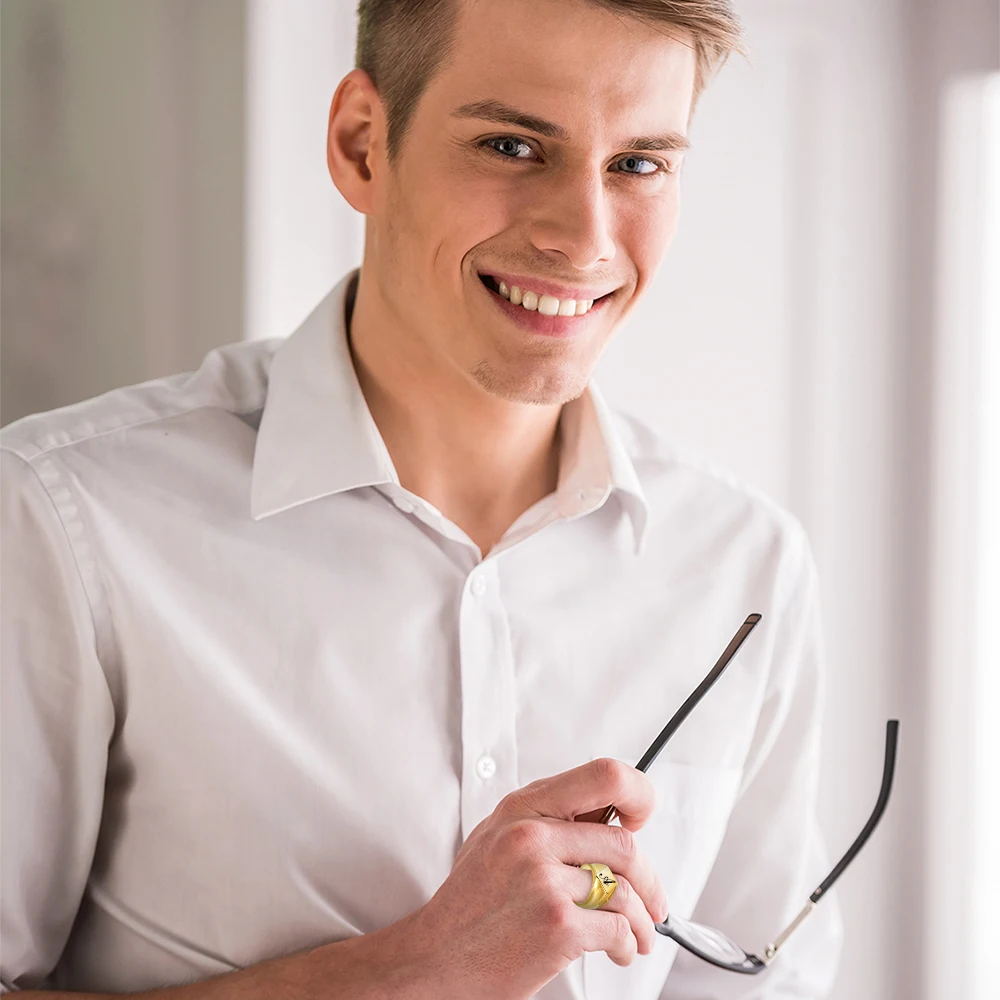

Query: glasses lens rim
[[656, 913, 766, 975]]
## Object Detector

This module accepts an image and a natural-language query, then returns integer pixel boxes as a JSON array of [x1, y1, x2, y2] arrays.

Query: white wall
[[924, 74, 1000, 1000], [243, 2, 1000, 997], [245, 0, 363, 342], [243, 3, 911, 994], [601, 3, 907, 996]]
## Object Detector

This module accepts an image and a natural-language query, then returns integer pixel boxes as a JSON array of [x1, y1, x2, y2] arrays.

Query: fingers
[[550, 818, 668, 924], [569, 868, 658, 959], [503, 757, 656, 832], [578, 908, 638, 967], [484, 761, 667, 972]]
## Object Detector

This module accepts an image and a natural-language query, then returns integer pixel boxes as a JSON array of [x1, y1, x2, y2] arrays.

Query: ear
[[327, 69, 385, 215]]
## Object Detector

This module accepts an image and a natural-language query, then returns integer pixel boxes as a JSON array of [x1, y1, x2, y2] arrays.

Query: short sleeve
[[1, 448, 115, 990]]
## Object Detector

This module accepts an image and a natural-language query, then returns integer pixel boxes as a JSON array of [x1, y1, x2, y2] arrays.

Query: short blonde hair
[[355, 0, 745, 160]]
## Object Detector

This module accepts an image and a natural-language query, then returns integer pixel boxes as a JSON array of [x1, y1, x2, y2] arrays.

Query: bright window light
[[970, 72, 1000, 1000]]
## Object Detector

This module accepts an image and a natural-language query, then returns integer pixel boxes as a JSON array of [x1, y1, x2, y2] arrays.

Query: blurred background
[[1, 1, 997, 997]]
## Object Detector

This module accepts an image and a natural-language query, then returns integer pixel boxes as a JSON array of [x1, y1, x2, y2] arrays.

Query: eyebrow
[[451, 99, 691, 152]]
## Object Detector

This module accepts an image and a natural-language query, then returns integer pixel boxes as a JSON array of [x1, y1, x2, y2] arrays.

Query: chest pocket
[[583, 760, 743, 1000]]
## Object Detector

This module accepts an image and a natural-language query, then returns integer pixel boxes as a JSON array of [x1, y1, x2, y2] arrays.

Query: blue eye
[[615, 155, 662, 175], [483, 136, 534, 159]]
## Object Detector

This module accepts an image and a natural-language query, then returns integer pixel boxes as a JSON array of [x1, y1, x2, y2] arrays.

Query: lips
[[480, 271, 616, 299], [479, 275, 592, 316], [478, 272, 611, 338]]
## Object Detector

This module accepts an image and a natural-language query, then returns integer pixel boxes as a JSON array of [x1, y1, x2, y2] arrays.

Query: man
[[1, 0, 842, 996]]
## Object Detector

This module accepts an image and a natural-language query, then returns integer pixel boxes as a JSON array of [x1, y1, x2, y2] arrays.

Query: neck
[[347, 269, 563, 556]]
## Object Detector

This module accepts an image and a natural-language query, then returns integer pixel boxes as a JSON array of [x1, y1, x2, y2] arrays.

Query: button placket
[[458, 561, 519, 839]]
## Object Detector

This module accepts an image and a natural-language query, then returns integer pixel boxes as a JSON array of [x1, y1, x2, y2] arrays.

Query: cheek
[[445, 174, 527, 251], [616, 188, 681, 281], [395, 154, 518, 272]]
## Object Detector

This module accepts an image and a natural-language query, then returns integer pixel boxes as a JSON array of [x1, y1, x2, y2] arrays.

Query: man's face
[[368, 0, 696, 405]]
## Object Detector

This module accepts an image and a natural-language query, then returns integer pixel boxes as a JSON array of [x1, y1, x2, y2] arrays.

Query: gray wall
[[0, 0, 246, 427]]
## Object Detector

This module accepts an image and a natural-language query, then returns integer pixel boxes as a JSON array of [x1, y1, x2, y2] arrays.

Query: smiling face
[[357, 0, 697, 406]]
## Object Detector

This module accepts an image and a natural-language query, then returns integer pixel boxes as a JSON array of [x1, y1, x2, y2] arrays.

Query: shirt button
[[476, 754, 497, 780], [394, 496, 415, 514], [470, 573, 487, 597]]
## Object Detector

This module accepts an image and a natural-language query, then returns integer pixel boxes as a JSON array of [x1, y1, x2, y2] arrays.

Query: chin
[[469, 358, 591, 406]]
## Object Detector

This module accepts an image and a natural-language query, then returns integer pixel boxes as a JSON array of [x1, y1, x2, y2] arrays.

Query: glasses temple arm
[[598, 613, 762, 826], [810, 719, 899, 904], [762, 720, 899, 965]]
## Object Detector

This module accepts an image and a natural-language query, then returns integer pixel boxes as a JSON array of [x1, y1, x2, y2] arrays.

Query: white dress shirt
[[1, 270, 841, 997]]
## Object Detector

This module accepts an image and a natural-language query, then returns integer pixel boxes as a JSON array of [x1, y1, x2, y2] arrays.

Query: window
[[927, 71, 1000, 1000], [969, 71, 999, 1000]]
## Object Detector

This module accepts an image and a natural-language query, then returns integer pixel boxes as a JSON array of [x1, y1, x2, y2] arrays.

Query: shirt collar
[[250, 269, 649, 550], [563, 383, 650, 552], [251, 271, 397, 520]]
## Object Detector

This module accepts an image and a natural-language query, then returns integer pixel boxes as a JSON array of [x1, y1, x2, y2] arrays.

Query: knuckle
[[592, 755, 614, 783], [613, 875, 631, 905], [500, 818, 547, 856], [497, 789, 524, 816], [612, 911, 632, 946], [593, 755, 627, 788], [533, 862, 563, 898], [612, 823, 636, 860], [540, 898, 579, 951], [541, 894, 573, 933]]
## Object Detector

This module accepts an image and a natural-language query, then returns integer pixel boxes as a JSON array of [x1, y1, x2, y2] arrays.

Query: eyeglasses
[[596, 613, 899, 974]]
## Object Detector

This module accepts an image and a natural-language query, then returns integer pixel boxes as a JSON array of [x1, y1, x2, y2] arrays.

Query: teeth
[[491, 278, 597, 318]]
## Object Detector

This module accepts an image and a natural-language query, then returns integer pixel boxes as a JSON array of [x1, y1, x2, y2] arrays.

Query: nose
[[528, 165, 616, 271]]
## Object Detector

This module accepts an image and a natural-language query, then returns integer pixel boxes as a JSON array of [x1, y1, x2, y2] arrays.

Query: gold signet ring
[[575, 863, 618, 909]]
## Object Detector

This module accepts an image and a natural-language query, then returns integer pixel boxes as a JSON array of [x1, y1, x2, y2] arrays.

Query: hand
[[402, 758, 670, 1000]]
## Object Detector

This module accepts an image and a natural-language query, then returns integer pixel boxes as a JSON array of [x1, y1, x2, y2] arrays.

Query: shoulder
[[0, 337, 283, 468], [610, 405, 811, 574]]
